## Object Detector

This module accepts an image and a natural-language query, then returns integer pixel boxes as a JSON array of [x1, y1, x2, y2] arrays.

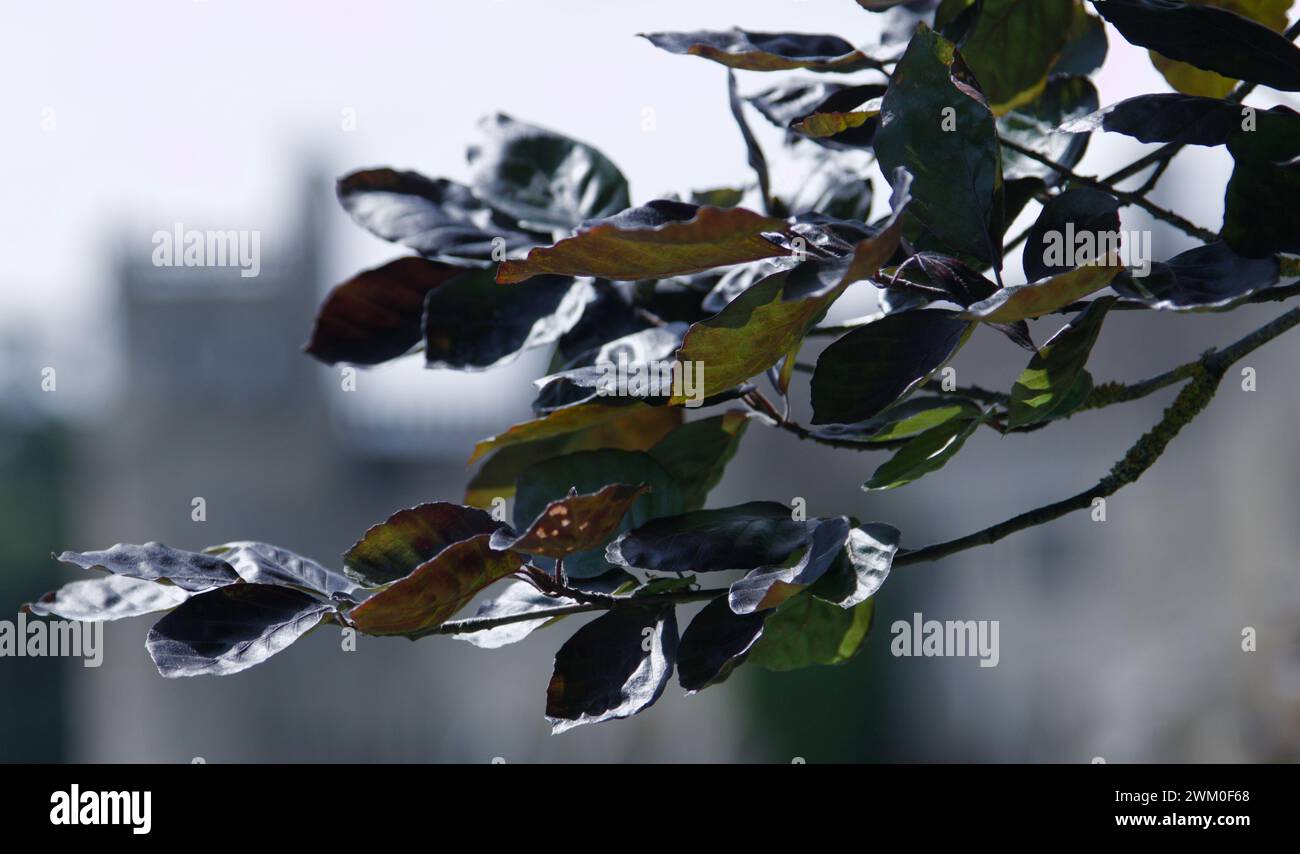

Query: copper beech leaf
[[810, 309, 974, 426], [491, 483, 650, 559], [545, 605, 678, 733], [728, 517, 852, 614], [348, 534, 524, 636], [146, 584, 333, 678], [495, 202, 792, 284], [465, 405, 682, 508], [1008, 296, 1116, 428], [747, 593, 875, 671], [343, 502, 504, 587], [205, 541, 361, 600], [607, 501, 810, 573], [950, 0, 1074, 115], [468, 401, 664, 464], [56, 543, 240, 593], [1093, 0, 1300, 93], [305, 257, 470, 366], [962, 255, 1125, 323], [669, 193, 909, 403], [640, 29, 879, 73], [1144, 0, 1291, 98], [25, 575, 190, 622], [677, 595, 768, 693]]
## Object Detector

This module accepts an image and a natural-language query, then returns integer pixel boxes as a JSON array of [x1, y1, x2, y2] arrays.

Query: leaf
[[146, 584, 333, 678], [465, 405, 682, 508], [793, 110, 875, 138], [25, 575, 189, 622], [747, 593, 875, 671], [863, 410, 986, 489], [606, 501, 810, 573], [1146, 0, 1290, 98], [205, 541, 360, 600], [495, 202, 793, 284], [875, 24, 1004, 270], [677, 595, 768, 692], [304, 257, 470, 366], [56, 543, 240, 592], [999, 75, 1100, 185], [1112, 241, 1281, 310], [467, 113, 630, 231], [336, 168, 545, 264], [808, 524, 900, 608], [343, 502, 504, 587], [810, 309, 973, 425], [491, 483, 651, 559], [648, 411, 751, 511], [1093, 0, 1300, 93], [348, 534, 524, 636], [468, 400, 667, 464], [951, 0, 1075, 114], [962, 256, 1125, 322], [810, 395, 982, 444], [424, 268, 591, 369], [1059, 93, 1258, 146], [512, 449, 683, 577], [1022, 187, 1122, 281], [546, 605, 678, 733], [729, 517, 852, 613], [452, 569, 636, 649], [1050, 1, 1110, 76], [640, 29, 878, 72], [670, 199, 909, 403], [1008, 296, 1115, 428], [533, 324, 688, 411], [1223, 108, 1300, 257]]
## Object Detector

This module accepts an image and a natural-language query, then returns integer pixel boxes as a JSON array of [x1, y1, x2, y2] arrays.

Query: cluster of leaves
[[33, 0, 1300, 731]]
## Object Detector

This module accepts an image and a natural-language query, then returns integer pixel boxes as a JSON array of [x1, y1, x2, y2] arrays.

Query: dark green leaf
[[146, 584, 332, 677], [1008, 296, 1115, 428], [875, 24, 1004, 269], [337, 168, 544, 264], [424, 268, 590, 369], [1050, 1, 1110, 76], [343, 502, 504, 587], [747, 593, 875, 671], [1060, 93, 1258, 146], [863, 409, 986, 489], [1112, 241, 1281, 310], [1092, 0, 1300, 92], [648, 411, 751, 511], [349, 534, 525, 636], [677, 595, 768, 692], [1223, 108, 1300, 256], [999, 75, 1099, 185], [951, 0, 1074, 113], [546, 605, 678, 733], [57, 543, 239, 593], [607, 501, 809, 574], [1022, 187, 1122, 281], [640, 29, 878, 72], [810, 309, 973, 425], [729, 517, 851, 613], [810, 395, 981, 444], [467, 113, 630, 231]]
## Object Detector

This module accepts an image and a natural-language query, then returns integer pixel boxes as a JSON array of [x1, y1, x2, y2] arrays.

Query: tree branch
[[896, 306, 1300, 566], [998, 137, 1219, 242]]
